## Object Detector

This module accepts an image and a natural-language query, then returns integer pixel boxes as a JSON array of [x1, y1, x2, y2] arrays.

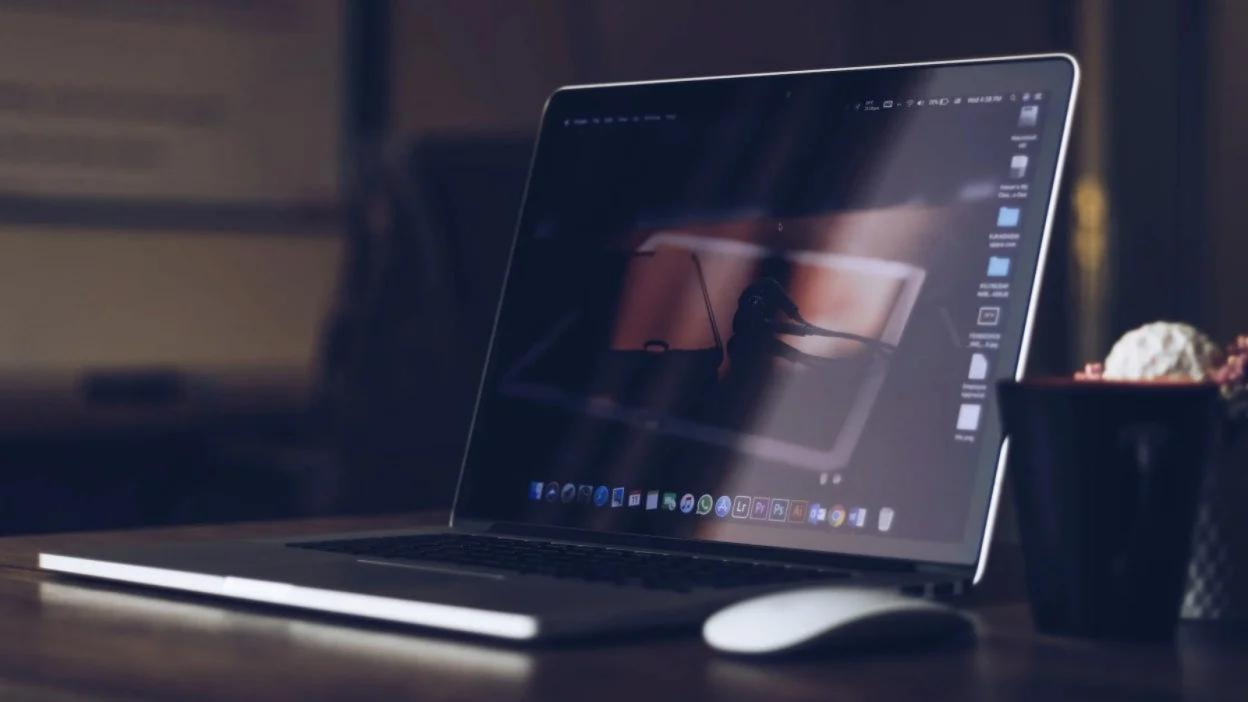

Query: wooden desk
[[0, 515, 1245, 701]]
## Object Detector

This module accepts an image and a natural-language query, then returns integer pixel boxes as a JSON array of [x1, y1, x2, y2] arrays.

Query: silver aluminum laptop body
[[39, 54, 1079, 642]]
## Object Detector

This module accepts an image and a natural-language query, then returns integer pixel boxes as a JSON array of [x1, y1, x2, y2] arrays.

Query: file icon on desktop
[[968, 353, 989, 381], [957, 404, 983, 432]]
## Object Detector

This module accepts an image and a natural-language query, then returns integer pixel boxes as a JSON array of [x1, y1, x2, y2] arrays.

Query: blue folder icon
[[987, 257, 1011, 277], [997, 207, 1020, 227]]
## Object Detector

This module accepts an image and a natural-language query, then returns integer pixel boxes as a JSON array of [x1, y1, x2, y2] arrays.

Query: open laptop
[[39, 54, 1079, 642]]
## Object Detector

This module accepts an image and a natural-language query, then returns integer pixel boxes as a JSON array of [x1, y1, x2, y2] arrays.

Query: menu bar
[[853, 91, 1045, 112]]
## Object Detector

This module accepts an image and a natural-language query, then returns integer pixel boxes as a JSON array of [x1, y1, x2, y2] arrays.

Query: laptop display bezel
[[447, 53, 1080, 585]]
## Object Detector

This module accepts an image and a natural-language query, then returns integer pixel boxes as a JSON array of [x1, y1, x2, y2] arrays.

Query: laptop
[[39, 54, 1079, 642]]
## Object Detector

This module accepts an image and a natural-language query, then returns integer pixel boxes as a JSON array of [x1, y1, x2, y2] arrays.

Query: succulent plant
[[1078, 322, 1248, 423]]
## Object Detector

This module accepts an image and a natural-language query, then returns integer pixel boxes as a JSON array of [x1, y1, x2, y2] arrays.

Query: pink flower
[[1074, 363, 1104, 381]]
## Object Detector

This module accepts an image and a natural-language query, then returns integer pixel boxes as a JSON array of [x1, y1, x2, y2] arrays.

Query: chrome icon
[[828, 504, 847, 527]]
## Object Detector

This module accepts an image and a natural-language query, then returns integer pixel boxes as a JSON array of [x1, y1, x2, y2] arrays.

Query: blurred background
[[0, 0, 1234, 535]]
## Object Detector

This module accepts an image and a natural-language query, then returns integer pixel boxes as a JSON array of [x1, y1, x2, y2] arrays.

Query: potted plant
[[1076, 322, 1248, 620]]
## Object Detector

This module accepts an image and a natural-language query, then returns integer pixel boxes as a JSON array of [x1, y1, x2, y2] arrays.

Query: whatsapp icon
[[696, 494, 714, 516]]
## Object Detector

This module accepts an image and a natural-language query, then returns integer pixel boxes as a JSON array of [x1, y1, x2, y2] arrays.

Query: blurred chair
[[0, 366, 321, 534]]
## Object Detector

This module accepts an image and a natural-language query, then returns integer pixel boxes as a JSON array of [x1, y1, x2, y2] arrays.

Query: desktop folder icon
[[987, 257, 1011, 277], [997, 207, 1020, 227]]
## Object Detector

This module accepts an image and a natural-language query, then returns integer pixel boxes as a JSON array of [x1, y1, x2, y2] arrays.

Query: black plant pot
[[999, 380, 1221, 640]]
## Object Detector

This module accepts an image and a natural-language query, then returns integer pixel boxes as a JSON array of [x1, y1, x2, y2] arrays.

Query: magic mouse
[[703, 586, 974, 656]]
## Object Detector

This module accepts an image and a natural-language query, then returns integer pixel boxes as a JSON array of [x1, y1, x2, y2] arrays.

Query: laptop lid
[[451, 55, 1078, 578]]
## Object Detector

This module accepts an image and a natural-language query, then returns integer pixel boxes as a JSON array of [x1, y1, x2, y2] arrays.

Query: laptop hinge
[[470, 520, 923, 574]]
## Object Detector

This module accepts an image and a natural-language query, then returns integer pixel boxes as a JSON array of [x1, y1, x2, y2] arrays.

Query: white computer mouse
[[703, 586, 974, 656]]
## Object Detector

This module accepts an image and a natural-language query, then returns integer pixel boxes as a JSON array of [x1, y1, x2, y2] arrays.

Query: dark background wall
[[0, 0, 1239, 534], [394, 0, 1243, 361], [391, 2, 1069, 133]]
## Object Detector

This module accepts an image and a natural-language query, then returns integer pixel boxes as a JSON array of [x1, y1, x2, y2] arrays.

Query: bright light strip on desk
[[38, 553, 540, 640]]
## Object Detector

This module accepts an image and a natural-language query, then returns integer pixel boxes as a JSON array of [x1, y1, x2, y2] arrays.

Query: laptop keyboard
[[289, 534, 850, 593]]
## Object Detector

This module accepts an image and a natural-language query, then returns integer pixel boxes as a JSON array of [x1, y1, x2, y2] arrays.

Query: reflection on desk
[[40, 581, 533, 689], [2, 514, 1247, 701]]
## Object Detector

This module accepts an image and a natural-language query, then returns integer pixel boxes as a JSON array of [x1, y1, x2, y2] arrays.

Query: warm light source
[[1071, 0, 1112, 364]]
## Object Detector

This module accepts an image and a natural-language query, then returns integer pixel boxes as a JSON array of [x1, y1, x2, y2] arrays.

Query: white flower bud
[[1102, 321, 1220, 382]]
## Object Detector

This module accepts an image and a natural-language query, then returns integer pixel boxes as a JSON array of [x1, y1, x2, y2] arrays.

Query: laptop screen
[[453, 56, 1077, 567]]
